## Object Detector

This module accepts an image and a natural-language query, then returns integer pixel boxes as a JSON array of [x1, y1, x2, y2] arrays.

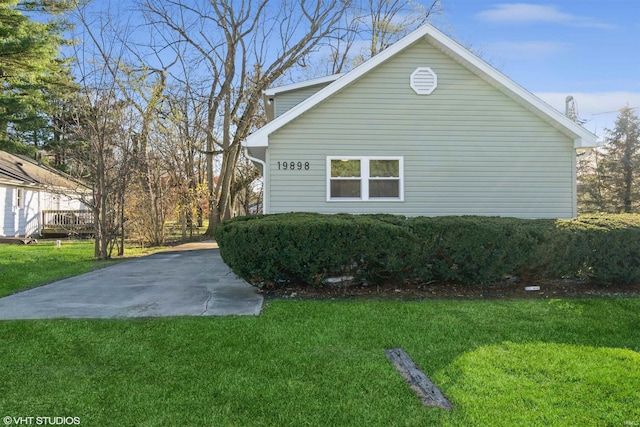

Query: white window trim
[[15, 187, 24, 209], [326, 156, 404, 202]]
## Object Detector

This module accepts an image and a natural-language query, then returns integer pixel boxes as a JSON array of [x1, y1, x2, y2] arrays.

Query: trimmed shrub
[[215, 213, 640, 287], [406, 216, 551, 285], [555, 215, 640, 285], [215, 213, 419, 285]]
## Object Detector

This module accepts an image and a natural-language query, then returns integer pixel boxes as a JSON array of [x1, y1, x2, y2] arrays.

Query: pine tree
[[577, 147, 605, 212], [0, 0, 76, 154], [598, 106, 640, 213]]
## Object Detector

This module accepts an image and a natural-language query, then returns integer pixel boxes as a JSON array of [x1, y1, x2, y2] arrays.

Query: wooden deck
[[42, 210, 94, 236]]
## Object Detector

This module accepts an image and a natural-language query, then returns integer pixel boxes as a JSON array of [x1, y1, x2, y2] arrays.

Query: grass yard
[[0, 241, 166, 297], [0, 298, 638, 426]]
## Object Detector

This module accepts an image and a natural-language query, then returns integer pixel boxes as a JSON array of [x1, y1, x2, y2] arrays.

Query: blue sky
[[431, 0, 640, 137], [73, 0, 639, 139]]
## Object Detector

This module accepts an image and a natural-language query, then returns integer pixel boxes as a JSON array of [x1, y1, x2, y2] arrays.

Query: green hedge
[[215, 213, 640, 287]]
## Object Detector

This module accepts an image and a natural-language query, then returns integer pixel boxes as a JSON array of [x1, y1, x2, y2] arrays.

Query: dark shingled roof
[[0, 151, 80, 189]]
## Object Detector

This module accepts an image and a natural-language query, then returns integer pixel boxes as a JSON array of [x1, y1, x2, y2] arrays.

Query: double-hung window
[[327, 156, 403, 201]]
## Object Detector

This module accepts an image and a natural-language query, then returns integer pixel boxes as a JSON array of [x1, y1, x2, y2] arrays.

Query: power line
[[592, 106, 640, 116]]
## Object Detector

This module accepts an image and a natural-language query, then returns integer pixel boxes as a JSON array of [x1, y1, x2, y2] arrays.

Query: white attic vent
[[410, 67, 437, 95]]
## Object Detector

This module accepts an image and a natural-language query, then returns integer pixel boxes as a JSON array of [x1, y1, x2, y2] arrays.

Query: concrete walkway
[[0, 242, 263, 319]]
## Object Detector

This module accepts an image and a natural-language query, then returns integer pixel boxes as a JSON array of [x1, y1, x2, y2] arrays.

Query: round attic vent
[[410, 67, 437, 95]]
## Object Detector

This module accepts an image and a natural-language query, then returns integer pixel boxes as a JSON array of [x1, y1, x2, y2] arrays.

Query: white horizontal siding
[[0, 184, 86, 237], [20, 188, 40, 237], [266, 39, 576, 219], [0, 185, 14, 236]]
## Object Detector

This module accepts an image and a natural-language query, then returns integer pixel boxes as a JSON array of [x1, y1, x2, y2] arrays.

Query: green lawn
[[0, 241, 165, 297], [0, 299, 638, 426]]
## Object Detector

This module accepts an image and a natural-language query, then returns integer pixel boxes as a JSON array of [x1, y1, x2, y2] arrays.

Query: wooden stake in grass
[[385, 348, 453, 410]]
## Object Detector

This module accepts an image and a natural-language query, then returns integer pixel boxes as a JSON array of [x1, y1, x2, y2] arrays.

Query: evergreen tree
[[600, 106, 640, 213], [0, 0, 76, 155], [577, 147, 607, 212], [580, 106, 640, 213]]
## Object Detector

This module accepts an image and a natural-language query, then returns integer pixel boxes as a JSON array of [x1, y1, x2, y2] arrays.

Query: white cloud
[[476, 3, 614, 29], [536, 91, 640, 136]]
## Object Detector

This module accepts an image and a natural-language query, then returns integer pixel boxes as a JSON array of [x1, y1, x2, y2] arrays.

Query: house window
[[330, 159, 361, 198], [16, 188, 24, 208], [327, 156, 403, 201]]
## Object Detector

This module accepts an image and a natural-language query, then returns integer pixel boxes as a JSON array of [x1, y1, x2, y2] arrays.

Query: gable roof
[[245, 24, 598, 149], [0, 151, 81, 190], [264, 73, 344, 96]]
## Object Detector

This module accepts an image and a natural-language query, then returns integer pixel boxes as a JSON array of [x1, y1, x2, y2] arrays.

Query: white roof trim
[[264, 73, 345, 96], [245, 24, 598, 149], [0, 177, 25, 186], [422, 28, 597, 148]]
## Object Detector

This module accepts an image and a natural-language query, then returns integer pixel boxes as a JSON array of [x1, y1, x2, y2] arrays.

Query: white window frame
[[15, 187, 24, 209], [326, 156, 404, 202]]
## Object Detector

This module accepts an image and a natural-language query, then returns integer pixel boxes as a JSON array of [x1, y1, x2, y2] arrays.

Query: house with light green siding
[[244, 24, 598, 219]]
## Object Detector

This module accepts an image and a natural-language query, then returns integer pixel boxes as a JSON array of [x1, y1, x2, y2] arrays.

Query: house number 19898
[[277, 161, 310, 171]]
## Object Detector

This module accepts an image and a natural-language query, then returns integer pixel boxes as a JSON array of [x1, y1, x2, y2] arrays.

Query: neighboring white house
[[244, 24, 599, 219], [0, 151, 89, 237]]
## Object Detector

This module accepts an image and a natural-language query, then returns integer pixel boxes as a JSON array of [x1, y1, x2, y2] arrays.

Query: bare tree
[[366, 0, 441, 56], [308, 0, 442, 75], [141, 0, 351, 232], [67, 85, 134, 258], [318, 7, 362, 75], [69, 3, 167, 256], [157, 86, 208, 240], [234, 154, 263, 216], [73, 3, 177, 246]]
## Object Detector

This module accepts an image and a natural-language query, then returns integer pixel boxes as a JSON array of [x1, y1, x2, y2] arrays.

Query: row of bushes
[[215, 213, 640, 286]]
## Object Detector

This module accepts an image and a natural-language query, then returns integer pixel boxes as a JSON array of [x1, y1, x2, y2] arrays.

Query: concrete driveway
[[0, 242, 263, 319]]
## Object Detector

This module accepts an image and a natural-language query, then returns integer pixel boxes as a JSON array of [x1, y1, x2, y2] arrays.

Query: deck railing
[[42, 210, 94, 235]]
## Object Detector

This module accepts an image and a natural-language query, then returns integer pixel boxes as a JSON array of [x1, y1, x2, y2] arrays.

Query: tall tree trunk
[[136, 71, 168, 246], [218, 143, 243, 221], [205, 134, 218, 235]]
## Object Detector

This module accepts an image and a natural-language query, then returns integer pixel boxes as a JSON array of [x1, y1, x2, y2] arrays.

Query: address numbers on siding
[[276, 161, 310, 171]]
